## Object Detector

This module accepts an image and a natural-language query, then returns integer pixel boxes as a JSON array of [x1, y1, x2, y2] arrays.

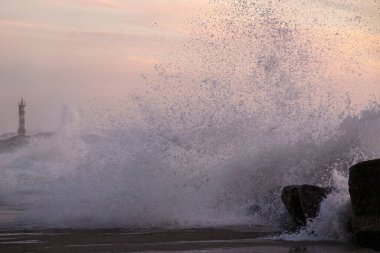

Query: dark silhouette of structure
[[0, 99, 53, 154], [18, 98, 26, 136]]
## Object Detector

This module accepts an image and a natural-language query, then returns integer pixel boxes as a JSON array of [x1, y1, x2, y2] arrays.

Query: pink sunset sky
[[0, 0, 379, 134]]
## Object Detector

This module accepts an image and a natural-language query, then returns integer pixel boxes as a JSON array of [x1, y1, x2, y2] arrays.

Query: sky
[[0, 0, 379, 134]]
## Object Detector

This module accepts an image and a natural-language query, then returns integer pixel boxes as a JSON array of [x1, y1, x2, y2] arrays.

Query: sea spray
[[0, 103, 379, 230], [0, 0, 378, 240], [279, 170, 353, 242], [279, 110, 380, 241]]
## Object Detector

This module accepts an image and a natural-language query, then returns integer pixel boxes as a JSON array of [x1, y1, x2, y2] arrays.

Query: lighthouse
[[18, 98, 26, 136]]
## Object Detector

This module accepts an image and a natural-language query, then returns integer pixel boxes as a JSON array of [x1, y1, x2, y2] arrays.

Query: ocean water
[[0, 0, 379, 246]]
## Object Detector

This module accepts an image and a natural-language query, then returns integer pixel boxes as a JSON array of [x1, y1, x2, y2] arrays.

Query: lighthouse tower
[[18, 98, 26, 136]]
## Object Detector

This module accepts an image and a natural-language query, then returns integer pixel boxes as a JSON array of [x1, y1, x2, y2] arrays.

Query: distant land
[[0, 132, 53, 154]]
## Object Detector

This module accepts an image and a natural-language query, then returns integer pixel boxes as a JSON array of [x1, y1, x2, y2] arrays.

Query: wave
[[0, 102, 379, 231], [0, 0, 378, 242]]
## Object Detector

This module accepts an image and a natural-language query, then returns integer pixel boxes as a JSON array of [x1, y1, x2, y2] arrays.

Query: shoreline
[[0, 226, 375, 253]]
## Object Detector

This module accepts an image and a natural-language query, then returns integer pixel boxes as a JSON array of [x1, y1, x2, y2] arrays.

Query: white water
[[0, 0, 379, 243], [1, 101, 379, 233]]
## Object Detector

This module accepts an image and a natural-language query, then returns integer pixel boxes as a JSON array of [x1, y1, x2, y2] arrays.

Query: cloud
[[48, 0, 204, 18], [0, 18, 51, 30], [70, 0, 126, 9], [40, 0, 202, 35], [49, 0, 167, 11]]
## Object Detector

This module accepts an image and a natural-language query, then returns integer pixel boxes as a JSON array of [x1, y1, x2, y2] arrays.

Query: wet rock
[[281, 185, 332, 228], [349, 159, 380, 251], [349, 159, 380, 216]]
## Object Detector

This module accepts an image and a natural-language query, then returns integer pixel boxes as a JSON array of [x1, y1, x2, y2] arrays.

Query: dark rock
[[349, 159, 380, 251], [281, 185, 332, 228], [349, 159, 380, 216], [353, 231, 380, 251]]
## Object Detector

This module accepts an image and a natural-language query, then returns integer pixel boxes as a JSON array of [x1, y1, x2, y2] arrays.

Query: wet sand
[[0, 226, 376, 253]]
